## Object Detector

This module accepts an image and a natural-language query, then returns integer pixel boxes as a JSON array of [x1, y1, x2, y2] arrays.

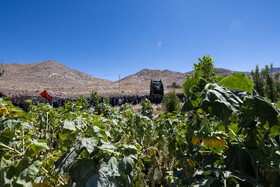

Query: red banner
[[40, 90, 52, 101]]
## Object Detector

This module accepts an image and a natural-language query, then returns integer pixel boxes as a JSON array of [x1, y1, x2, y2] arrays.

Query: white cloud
[[156, 41, 162, 49]]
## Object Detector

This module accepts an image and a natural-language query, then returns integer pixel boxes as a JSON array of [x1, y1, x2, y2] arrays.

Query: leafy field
[[1, 72, 280, 186]]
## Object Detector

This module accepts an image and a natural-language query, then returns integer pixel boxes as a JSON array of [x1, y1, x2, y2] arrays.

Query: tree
[[251, 64, 265, 96], [193, 55, 216, 91], [251, 64, 280, 102], [162, 90, 181, 112]]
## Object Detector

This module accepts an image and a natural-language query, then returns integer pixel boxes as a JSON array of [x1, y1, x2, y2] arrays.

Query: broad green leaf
[[3, 119, 20, 130], [276, 102, 280, 109], [0, 129, 15, 145], [119, 157, 133, 175], [200, 84, 243, 121], [223, 171, 259, 184], [240, 96, 280, 128], [55, 147, 78, 174], [182, 77, 200, 98], [68, 159, 97, 185], [0, 159, 13, 185], [192, 176, 214, 187], [269, 126, 280, 138], [59, 132, 69, 140], [55, 137, 98, 174], [107, 157, 120, 177], [215, 74, 227, 83], [226, 145, 257, 178], [21, 122, 33, 130], [0, 165, 15, 185], [16, 159, 42, 186], [220, 72, 254, 94], [85, 173, 110, 187], [25, 139, 48, 155], [181, 94, 202, 112], [98, 140, 116, 153], [63, 120, 76, 131], [80, 137, 98, 154]]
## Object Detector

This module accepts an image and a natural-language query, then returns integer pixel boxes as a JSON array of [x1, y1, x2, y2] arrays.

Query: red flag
[[40, 90, 52, 101]]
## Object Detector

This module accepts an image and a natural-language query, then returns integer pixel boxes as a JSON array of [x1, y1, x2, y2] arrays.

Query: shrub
[[171, 82, 181, 88], [90, 91, 100, 106], [76, 95, 89, 109], [162, 90, 181, 112], [141, 98, 153, 118]]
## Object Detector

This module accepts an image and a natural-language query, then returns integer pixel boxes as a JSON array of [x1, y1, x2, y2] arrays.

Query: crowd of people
[[1, 92, 186, 112]]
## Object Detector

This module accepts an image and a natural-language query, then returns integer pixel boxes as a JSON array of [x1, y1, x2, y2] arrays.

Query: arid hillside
[[0, 60, 253, 99], [0, 60, 115, 98], [119, 68, 251, 93]]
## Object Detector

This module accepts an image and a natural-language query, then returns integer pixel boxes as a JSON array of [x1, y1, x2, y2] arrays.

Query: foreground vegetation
[[1, 56, 280, 186]]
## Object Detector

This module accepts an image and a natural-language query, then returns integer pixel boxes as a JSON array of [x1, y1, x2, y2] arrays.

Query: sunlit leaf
[[220, 72, 254, 94], [63, 120, 76, 131]]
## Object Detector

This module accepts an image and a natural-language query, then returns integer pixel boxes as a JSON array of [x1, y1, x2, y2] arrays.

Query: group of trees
[[251, 64, 280, 102], [154, 54, 280, 114], [186, 55, 280, 103]]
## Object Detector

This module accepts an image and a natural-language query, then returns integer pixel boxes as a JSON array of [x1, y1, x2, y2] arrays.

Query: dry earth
[[0, 60, 250, 99]]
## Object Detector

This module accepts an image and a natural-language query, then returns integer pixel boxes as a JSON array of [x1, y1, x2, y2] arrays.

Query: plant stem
[[0, 142, 23, 156], [41, 166, 65, 185]]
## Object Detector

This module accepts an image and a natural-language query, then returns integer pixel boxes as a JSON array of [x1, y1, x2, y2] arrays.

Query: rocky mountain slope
[[120, 68, 251, 89], [0, 60, 115, 98], [0, 60, 263, 98]]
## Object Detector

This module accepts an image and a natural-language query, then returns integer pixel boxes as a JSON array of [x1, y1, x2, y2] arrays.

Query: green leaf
[[68, 159, 97, 185], [25, 139, 48, 155], [200, 84, 243, 121], [107, 157, 120, 177], [269, 126, 280, 138], [220, 72, 254, 94], [223, 171, 259, 184], [59, 132, 69, 140], [85, 173, 110, 187], [98, 140, 116, 154], [16, 159, 42, 186], [226, 145, 257, 178], [215, 74, 227, 83], [80, 137, 98, 154], [0, 159, 14, 185], [55, 137, 98, 174], [192, 176, 214, 187], [21, 122, 33, 130], [55, 147, 78, 174], [182, 76, 200, 98], [119, 157, 133, 175], [240, 96, 280, 128], [0, 129, 15, 145], [276, 102, 280, 109], [63, 120, 76, 131], [3, 119, 20, 130]]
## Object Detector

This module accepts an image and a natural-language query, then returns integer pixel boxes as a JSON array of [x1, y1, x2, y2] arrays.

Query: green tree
[[193, 55, 216, 91], [90, 91, 100, 106], [162, 90, 181, 112], [251, 64, 280, 102], [262, 64, 280, 102], [251, 64, 265, 96]]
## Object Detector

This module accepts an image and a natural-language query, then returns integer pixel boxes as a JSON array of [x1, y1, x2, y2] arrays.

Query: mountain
[[120, 68, 186, 86], [0, 60, 269, 98], [0, 60, 113, 98], [1, 60, 106, 84], [120, 68, 251, 88]]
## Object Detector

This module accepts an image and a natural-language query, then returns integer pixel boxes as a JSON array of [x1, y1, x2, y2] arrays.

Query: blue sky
[[1, 0, 280, 81]]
